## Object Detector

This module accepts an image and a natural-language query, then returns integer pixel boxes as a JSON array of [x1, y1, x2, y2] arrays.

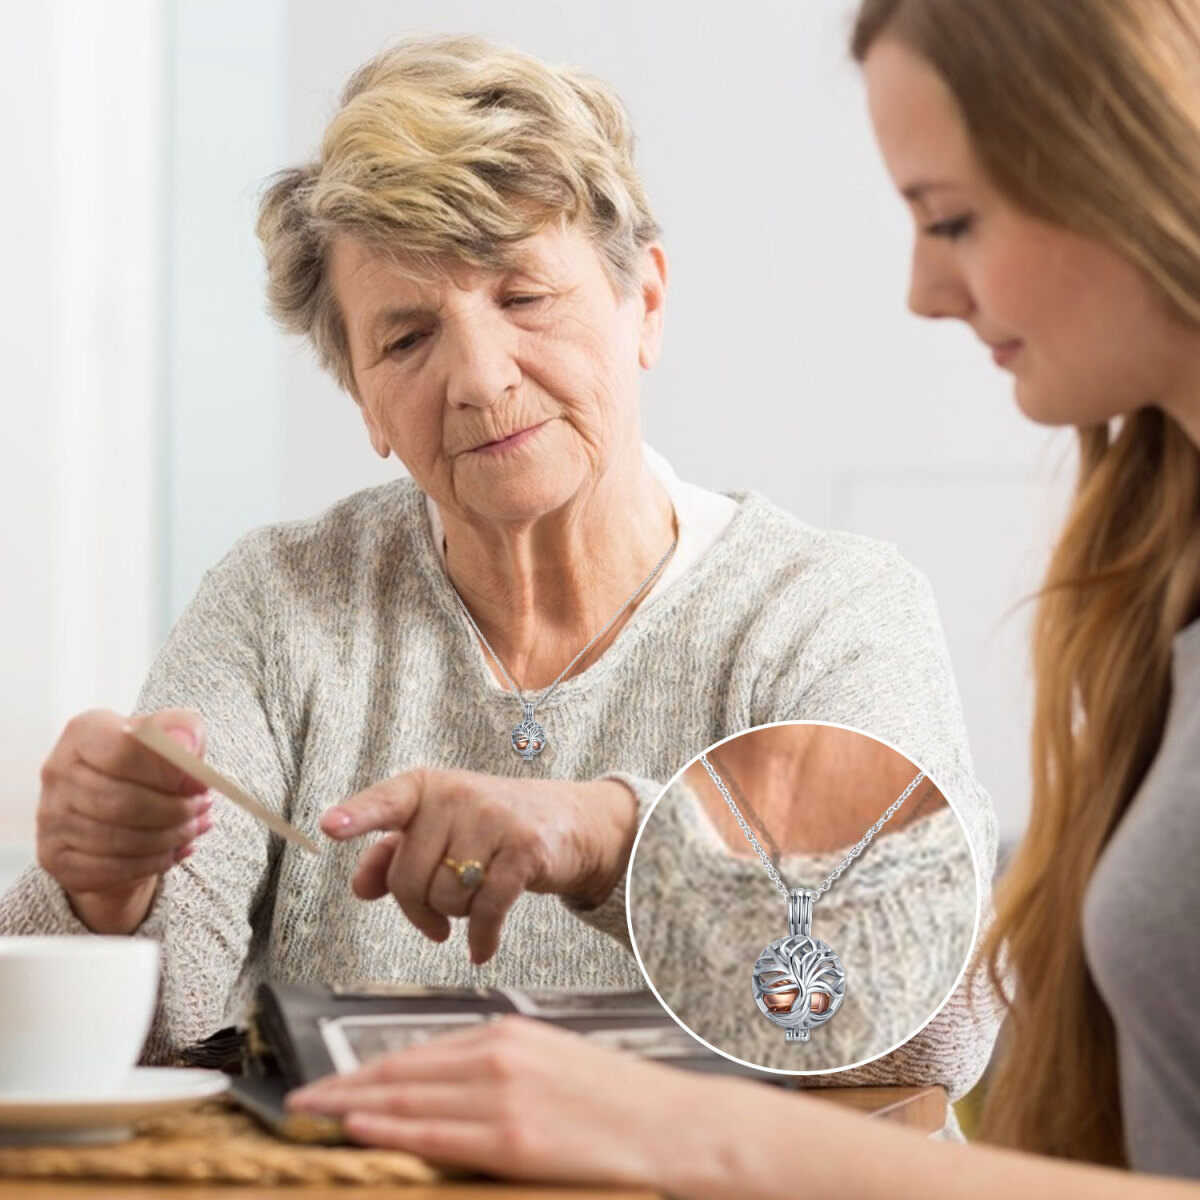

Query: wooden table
[[0, 1085, 946, 1199]]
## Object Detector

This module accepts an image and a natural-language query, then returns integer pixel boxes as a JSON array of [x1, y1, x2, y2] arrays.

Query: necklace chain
[[698, 753, 926, 901], [449, 535, 678, 710]]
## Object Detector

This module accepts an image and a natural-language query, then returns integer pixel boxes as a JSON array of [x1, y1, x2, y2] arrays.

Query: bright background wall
[[1, 0, 1070, 889]]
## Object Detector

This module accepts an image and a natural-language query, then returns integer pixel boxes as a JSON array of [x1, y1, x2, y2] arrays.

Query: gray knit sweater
[[0, 474, 1000, 1110]]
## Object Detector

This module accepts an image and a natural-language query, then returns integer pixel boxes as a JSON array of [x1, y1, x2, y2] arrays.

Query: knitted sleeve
[[0, 531, 294, 1064], [558, 770, 662, 948]]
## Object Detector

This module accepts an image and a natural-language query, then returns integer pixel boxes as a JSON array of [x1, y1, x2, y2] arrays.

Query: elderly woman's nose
[[441, 317, 524, 408], [907, 243, 974, 322]]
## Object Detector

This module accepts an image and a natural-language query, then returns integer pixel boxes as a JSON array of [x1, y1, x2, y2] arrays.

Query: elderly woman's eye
[[385, 331, 427, 355], [504, 294, 545, 308]]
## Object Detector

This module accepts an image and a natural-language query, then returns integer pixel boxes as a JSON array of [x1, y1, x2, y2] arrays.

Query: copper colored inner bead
[[809, 992, 831, 1014], [763, 984, 800, 1012]]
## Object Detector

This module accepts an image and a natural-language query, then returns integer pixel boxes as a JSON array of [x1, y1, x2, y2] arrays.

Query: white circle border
[[623, 718, 986, 1077]]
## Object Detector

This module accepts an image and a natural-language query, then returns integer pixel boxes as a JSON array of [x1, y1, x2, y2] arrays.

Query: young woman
[[284, 2, 1200, 1192]]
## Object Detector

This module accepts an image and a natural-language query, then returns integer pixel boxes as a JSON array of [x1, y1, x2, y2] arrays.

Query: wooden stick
[[125, 721, 321, 855]]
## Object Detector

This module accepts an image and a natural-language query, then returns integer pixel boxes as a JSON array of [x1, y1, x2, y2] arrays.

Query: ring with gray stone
[[442, 856, 486, 889]]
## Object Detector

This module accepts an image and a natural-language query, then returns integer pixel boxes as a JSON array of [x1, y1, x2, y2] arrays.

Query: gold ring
[[442, 857, 486, 889]]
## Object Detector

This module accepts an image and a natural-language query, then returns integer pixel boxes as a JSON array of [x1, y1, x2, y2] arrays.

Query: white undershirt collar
[[423, 441, 737, 602]]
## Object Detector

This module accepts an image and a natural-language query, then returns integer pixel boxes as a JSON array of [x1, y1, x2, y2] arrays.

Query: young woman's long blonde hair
[[853, 0, 1200, 1166]]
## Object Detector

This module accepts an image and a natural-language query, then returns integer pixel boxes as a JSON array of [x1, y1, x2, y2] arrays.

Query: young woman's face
[[862, 37, 1199, 429]]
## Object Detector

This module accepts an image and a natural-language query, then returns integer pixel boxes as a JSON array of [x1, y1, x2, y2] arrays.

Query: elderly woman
[[0, 33, 995, 1092]]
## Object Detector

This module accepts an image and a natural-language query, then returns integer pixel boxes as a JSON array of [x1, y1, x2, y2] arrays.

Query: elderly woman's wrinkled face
[[329, 222, 666, 525]]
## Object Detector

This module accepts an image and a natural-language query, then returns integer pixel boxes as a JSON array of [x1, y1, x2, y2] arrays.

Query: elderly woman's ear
[[353, 390, 391, 459], [367, 424, 391, 460], [636, 243, 669, 371]]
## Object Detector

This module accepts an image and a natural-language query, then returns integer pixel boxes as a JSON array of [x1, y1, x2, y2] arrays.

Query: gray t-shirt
[[1083, 616, 1200, 1178]]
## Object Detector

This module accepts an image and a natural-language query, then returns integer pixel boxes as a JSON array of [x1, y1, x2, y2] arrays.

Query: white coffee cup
[[0, 937, 160, 1098]]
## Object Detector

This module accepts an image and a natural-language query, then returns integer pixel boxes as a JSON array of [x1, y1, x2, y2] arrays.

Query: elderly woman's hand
[[284, 1014, 733, 1189], [35, 709, 214, 935], [319, 768, 637, 963]]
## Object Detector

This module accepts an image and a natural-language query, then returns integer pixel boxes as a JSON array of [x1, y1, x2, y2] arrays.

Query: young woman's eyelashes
[[924, 214, 974, 241]]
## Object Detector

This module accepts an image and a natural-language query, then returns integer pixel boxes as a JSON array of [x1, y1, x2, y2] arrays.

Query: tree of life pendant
[[752, 887, 846, 1042], [511, 702, 548, 762]]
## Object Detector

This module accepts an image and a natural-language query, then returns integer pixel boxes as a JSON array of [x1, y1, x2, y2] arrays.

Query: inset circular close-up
[[627, 721, 980, 1073]]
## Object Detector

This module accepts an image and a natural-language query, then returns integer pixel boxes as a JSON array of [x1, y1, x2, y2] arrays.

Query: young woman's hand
[[285, 1014, 733, 1188]]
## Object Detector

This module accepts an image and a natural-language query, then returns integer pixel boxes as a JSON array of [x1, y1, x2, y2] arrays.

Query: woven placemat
[[0, 1095, 444, 1186]]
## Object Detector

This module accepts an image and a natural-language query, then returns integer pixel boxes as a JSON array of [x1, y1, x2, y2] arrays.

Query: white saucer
[[0, 1067, 230, 1144]]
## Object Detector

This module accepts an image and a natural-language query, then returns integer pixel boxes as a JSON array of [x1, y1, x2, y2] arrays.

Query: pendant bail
[[522, 700, 535, 723], [788, 887, 814, 938]]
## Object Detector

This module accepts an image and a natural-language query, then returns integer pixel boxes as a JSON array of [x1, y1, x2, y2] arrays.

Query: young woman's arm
[[284, 1015, 1199, 1198], [681, 1067, 1198, 1200]]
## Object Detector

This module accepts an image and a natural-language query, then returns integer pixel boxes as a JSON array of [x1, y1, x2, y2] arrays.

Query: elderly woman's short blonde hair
[[255, 34, 661, 395]]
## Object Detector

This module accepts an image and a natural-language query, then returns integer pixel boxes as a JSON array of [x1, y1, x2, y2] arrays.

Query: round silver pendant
[[753, 934, 846, 1041], [752, 888, 846, 1041], [511, 703, 547, 762]]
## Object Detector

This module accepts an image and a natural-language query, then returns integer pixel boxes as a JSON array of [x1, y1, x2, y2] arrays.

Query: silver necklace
[[449, 535, 677, 762], [699, 753, 926, 1043]]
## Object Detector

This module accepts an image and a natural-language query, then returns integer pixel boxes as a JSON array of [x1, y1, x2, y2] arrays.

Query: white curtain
[[0, 0, 161, 865]]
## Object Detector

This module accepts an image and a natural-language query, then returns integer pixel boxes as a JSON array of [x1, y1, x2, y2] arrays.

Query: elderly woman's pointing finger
[[321, 767, 638, 964]]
